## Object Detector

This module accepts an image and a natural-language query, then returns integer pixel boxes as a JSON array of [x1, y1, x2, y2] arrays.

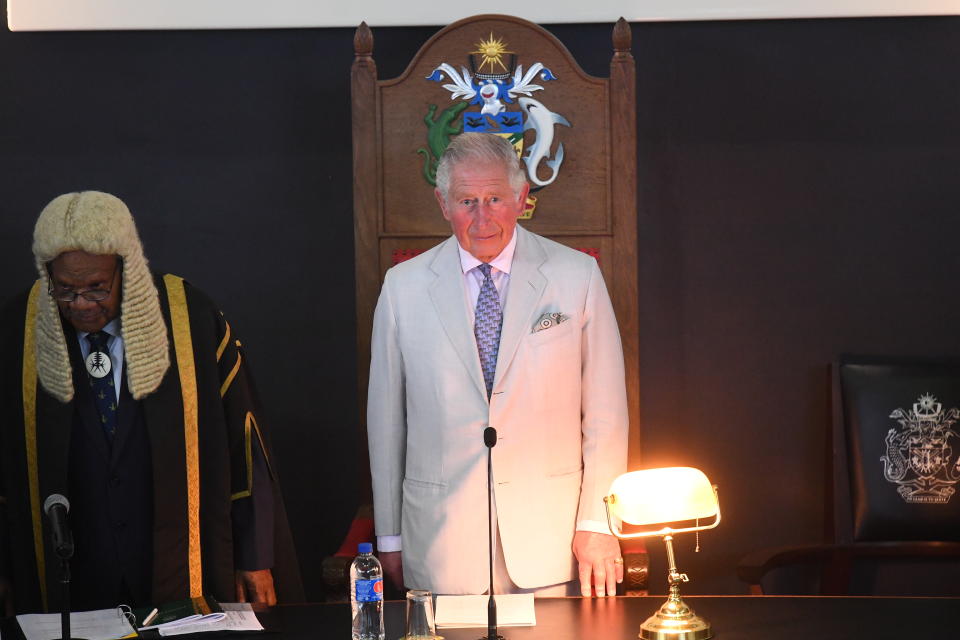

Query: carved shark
[[519, 97, 570, 187]]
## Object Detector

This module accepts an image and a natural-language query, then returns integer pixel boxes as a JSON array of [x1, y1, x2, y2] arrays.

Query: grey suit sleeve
[[367, 272, 408, 537], [577, 259, 629, 524]]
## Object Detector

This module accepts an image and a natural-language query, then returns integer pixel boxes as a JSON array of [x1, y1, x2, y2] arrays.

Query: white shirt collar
[[456, 228, 518, 276], [77, 317, 122, 342]]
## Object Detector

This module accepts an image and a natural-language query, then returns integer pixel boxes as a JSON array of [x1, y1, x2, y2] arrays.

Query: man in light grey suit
[[367, 133, 628, 597]]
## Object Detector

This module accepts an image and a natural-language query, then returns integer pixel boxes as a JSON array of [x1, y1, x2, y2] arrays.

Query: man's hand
[[235, 569, 277, 606], [379, 551, 404, 591], [572, 531, 623, 597]]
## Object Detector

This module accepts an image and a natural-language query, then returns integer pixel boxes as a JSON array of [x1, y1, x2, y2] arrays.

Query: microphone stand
[[44, 493, 84, 640], [55, 550, 86, 640], [481, 427, 504, 640], [59, 559, 72, 640]]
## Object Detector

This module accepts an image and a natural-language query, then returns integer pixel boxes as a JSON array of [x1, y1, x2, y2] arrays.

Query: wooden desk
[[260, 595, 958, 640]]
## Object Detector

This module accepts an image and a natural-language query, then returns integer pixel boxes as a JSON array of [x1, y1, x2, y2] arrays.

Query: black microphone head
[[43, 493, 70, 515], [484, 427, 497, 448]]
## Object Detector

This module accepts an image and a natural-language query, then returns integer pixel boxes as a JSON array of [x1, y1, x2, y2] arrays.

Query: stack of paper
[[140, 611, 226, 633], [147, 604, 263, 636], [17, 609, 136, 640], [16, 603, 262, 640], [434, 594, 536, 628]]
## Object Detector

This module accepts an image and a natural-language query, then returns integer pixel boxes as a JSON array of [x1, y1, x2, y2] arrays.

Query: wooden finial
[[354, 21, 373, 57], [613, 17, 631, 53]]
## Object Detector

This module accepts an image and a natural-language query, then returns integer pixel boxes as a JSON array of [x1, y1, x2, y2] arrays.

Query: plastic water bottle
[[350, 542, 385, 640]]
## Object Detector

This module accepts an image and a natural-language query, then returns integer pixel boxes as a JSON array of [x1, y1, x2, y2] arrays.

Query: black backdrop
[[1, 9, 959, 598]]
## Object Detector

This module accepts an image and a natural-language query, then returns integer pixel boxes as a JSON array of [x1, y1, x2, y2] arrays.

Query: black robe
[[0, 274, 303, 614]]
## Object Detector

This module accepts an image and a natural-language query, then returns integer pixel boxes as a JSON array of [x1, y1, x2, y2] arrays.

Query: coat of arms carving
[[881, 393, 960, 504], [418, 33, 571, 219]]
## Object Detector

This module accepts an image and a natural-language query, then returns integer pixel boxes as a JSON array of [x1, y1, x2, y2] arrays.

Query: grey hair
[[435, 133, 527, 201]]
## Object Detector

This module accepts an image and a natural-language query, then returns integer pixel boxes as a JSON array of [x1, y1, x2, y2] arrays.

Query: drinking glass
[[404, 589, 436, 639]]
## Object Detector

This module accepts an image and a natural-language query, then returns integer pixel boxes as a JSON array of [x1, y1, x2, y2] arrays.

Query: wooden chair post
[[352, 21, 378, 501]]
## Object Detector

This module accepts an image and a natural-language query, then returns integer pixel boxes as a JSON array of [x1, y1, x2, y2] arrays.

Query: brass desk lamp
[[604, 467, 721, 640]]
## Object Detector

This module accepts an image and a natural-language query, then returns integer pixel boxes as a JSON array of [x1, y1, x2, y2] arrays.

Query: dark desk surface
[[3, 597, 955, 640], [260, 596, 959, 640]]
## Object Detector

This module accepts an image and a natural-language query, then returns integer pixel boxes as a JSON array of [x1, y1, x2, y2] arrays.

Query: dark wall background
[[1, 9, 958, 598]]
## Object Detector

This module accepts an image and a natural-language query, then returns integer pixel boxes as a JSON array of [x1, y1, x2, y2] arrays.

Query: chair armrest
[[737, 541, 960, 595], [320, 555, 354, 598], [618, 538, 649, 596], [737, 543, 836, 594], [320, 505, 375, 601], [620, 550, 649, 596]]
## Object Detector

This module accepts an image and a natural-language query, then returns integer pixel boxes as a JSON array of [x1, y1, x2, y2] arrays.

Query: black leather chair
[[738, 357, 960, 595]]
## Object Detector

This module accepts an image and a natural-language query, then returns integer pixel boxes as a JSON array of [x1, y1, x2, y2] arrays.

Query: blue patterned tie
[[474, 263, 502, 399], [86, 331, 118, 441]]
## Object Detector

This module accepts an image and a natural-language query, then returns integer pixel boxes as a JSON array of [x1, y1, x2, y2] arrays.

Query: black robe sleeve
[[213, 309, 276, 570]]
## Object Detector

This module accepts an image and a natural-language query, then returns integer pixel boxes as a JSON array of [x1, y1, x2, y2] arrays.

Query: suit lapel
[[494, 227, 546, 390], [428, 237, 488, 399]]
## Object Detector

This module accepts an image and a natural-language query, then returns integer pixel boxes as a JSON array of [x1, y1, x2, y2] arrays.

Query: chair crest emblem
[[418, 32, 571, 217], [882, 393, 960, 504]]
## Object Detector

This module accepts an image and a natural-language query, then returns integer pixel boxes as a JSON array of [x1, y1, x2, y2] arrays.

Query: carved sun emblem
[[471, 33, 513, 73], [919, 393, 938, 411]]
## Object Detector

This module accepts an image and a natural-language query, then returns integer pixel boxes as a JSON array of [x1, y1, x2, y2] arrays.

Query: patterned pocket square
[[533, 312, 567, 333]]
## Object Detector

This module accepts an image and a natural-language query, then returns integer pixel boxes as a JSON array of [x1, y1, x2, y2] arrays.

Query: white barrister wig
[[32, 191, 169, 402]]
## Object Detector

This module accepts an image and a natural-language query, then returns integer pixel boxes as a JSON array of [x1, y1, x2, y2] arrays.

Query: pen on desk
[[141, 608, 159, 627]]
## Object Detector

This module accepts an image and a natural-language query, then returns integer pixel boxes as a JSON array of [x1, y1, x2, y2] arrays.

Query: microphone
[[43, 494, 74, 560], [481, 427, 503, 640], [44, 495, 84, 640]]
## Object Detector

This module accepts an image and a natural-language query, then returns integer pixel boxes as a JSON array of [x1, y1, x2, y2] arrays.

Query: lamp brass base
[[639, 595, 712, 640]]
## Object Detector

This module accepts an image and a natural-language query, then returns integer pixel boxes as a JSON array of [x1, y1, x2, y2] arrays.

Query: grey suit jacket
[[367, 226, 628, 593]]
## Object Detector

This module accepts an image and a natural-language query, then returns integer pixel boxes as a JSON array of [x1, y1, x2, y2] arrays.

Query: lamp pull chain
[[695, 518, 700, 552]]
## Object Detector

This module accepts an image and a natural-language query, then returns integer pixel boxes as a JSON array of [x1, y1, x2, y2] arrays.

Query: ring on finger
[[613, 557, 624, 565]]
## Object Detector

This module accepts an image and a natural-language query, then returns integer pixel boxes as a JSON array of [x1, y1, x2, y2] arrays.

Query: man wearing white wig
[[0, 191, 302, 615]]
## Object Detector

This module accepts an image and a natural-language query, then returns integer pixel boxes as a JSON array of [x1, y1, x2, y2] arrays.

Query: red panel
[[395, 247, 598, 265], [392, 249, 427, 265], [576, 247, 600, 266]]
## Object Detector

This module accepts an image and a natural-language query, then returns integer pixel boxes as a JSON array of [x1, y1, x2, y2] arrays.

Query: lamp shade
[[607, 467, 718, 526]]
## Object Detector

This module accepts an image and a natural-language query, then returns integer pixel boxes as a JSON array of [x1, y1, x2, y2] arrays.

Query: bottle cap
[[358, 542, 373, 554]]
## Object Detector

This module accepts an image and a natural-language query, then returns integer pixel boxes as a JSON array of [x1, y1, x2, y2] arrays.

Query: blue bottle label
[[355, 578, 383, 602]]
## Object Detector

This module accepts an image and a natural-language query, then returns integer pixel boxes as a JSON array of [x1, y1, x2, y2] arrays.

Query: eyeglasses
[[49, 261, 120, 303]]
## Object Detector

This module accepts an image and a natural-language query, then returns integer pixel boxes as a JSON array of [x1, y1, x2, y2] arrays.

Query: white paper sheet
[[156, 603, 263, 636], [17, 609, 136, 640], [434, 594, 535, 628]]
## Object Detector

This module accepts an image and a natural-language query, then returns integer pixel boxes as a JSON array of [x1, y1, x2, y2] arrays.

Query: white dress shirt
[[457, 228, 516, 320]]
